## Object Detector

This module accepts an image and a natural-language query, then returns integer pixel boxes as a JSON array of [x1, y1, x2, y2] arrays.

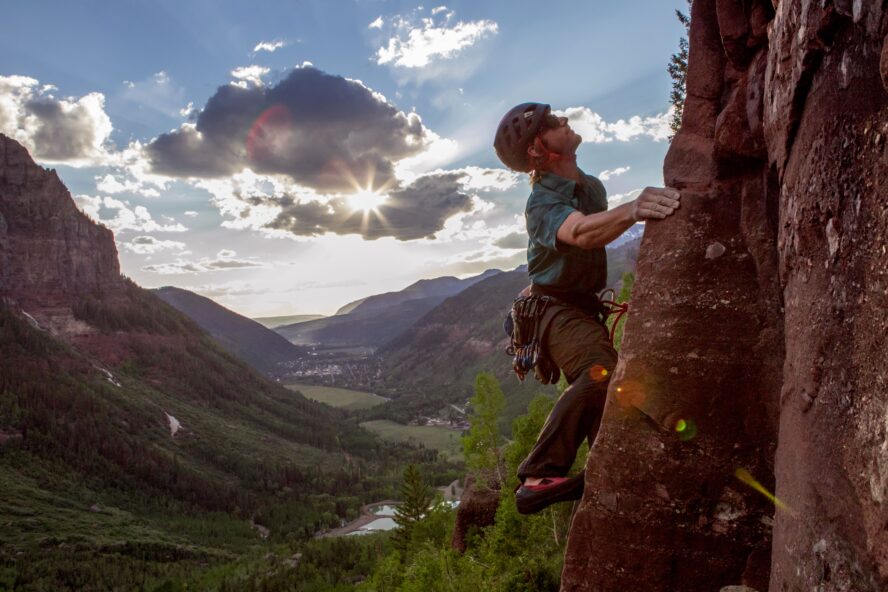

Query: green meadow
[[285, 384, 389, 411], [359, 420, 463, 461]]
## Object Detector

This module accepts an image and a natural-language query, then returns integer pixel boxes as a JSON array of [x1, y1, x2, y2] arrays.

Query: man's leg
[[517, 307, 618, 482]]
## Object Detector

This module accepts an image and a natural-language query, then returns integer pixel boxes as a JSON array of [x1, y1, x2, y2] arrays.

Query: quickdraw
[[505, 295, 556, 383], [597, 288, 630, 344]]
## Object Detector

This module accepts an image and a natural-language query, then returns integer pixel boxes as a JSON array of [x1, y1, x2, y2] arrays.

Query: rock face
[[766, 2, 888, 590], [0, 134, 121, 316], [451, 475, 501, 553], [560, 1, 888, 590]]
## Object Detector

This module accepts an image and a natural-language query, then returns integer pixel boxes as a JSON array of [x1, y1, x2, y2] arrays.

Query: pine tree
[[461, 372, 506, 486], [668, 1, 692, 138], [391, 463, 433, 551]]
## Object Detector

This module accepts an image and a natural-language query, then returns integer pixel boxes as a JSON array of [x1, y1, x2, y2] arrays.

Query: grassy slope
[[359, 420, 463, 462], [285, 384, 388, 411]]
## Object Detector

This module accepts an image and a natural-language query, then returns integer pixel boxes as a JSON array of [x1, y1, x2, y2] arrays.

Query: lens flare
[[613, 380, 646, 409], [588, 365, 610, 383], [674, 418, 697, 441], [734, 468, 794, 514], [246, 104, 292, 163], [348, 187, 388, 213]]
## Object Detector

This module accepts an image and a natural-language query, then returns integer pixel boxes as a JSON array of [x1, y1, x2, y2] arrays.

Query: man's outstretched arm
[[556, 187, 681, 250]]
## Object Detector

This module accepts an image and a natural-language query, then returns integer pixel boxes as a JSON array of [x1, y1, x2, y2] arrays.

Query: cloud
[[438, 245, 526, 276], [183, 210, 199, 217], [144, 65, 431, 193], [265, 171, 477, 241], [122, 235, 188, 254], [557, 107, 673, 144], [493, 231, 527, 249], [230, 66, 270, 87], [253, 40, 287, 53], [74, 194, 188, 233], [95, 173, 161, 197], [445, 166, 519, 192], [142, 250, 266, 274], [374, 8, 497, 68], [120, 71, 189, 118], [598, 166, 631, 181], [607, 189, 643, 208], [190, 281, 266, 298], [368, 16, 384, 29], [0, 75, 113, 166]]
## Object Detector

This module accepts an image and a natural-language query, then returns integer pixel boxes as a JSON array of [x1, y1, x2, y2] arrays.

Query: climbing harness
[[504, 290, 630, 384]]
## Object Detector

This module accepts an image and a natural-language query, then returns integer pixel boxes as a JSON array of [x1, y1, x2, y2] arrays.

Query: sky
[[1, 0, 687, 317]]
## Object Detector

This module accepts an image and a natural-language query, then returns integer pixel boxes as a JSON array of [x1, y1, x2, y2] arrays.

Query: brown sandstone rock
[[561, 3, 780, 589], [766, 4, 888, 590], [561, 0, 888, 590], [881, 33, 888, 91], [451, 475, 500, 553]]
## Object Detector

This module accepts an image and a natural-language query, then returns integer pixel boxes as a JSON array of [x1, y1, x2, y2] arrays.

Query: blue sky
[[1, 0, 687, 316]]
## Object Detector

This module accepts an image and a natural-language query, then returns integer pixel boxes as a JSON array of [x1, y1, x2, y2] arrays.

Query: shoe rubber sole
[[515, 474, 584, 515]]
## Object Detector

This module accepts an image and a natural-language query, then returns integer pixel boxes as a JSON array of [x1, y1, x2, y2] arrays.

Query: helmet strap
[[530, 135, 576, 174]]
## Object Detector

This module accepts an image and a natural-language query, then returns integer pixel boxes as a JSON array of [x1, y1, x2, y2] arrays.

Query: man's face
[[538, 115, 582, 155]]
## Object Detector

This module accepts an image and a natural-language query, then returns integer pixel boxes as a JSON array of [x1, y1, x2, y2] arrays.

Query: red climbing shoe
[[515, 474, 585, 515]]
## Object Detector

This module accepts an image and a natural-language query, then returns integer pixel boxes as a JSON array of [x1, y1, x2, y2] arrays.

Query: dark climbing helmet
[[493, 102, 553, 172]]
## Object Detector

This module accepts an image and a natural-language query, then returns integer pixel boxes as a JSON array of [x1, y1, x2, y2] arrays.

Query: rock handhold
[[706, 241, 727, 259]]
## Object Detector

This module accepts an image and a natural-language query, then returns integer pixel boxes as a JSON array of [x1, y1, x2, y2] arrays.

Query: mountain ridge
[[153, 285, 308, 378]]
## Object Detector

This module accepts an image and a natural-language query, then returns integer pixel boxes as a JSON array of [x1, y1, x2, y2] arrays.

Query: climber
[[493, 102, 681, 514]]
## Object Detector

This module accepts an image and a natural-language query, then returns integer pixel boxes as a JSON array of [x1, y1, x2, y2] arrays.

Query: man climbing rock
[[493, 102, 681, 514]]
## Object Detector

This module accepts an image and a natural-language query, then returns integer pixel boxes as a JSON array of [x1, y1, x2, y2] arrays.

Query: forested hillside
[[0, 134, 458, 589]]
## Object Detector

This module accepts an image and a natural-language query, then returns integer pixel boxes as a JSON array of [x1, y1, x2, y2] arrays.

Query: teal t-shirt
[[524, 171, 609, 295]]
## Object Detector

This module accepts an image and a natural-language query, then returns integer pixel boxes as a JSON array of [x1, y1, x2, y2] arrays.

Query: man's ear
[[527, 141, 542, 159]]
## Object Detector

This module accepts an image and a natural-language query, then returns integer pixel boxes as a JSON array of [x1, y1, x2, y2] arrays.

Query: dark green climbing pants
[[516, 304, 618, 481]]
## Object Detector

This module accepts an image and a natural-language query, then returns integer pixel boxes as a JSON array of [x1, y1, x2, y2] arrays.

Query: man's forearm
[[570, 202, 636, 249]]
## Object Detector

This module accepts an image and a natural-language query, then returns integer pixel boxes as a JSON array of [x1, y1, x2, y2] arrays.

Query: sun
[[348, 188, 388, 213]]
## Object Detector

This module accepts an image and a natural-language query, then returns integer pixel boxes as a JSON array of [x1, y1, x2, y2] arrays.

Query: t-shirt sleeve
[[525, 195, 577, 252]]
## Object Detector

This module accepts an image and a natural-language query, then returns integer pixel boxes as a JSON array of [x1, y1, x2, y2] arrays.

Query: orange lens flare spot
[[588, 365, 610, 383], [613, 380, 646, 409]]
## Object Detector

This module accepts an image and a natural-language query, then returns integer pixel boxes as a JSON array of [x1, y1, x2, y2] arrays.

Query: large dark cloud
[[146, 66, 429, 192], [22, 96, 109, 162], [264, 172, 473, 241], [493, 231, 527, 249]]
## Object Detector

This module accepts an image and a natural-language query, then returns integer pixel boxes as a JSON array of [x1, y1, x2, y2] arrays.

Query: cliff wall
[[0, 134, 121, 322], [561, 1, 888, 590]]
